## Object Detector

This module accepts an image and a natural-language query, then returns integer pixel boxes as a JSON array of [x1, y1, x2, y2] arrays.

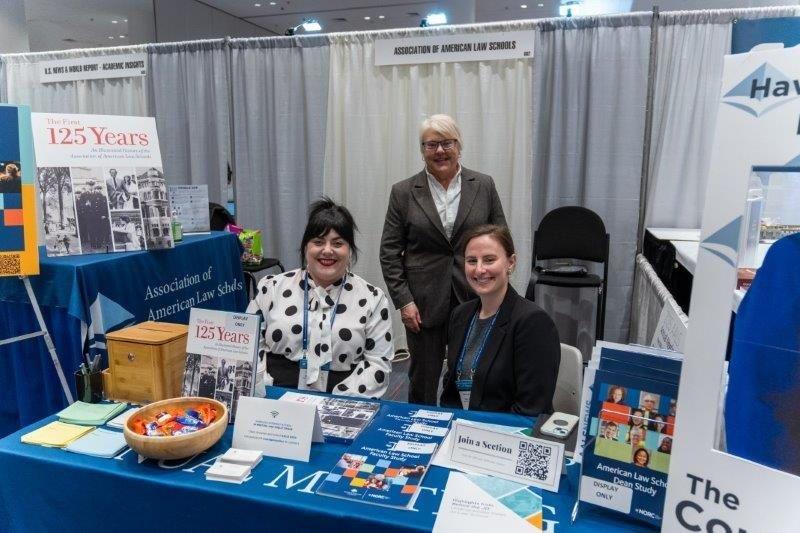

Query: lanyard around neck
[[456, 309, 498, 379], [302, 271, 347, 355]]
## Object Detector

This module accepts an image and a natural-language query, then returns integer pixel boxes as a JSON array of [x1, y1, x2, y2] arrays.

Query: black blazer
[[440, 286, 560, 416], [379, 167, 506, 327]]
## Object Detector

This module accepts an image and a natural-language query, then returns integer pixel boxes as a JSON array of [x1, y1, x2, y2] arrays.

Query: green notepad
[[56, 401, 128, 426]]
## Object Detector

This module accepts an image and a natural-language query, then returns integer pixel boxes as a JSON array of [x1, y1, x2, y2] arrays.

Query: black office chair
[[208, 202, 286, 298], [209, 202, 236, 231], [526, 206, 609, 341]]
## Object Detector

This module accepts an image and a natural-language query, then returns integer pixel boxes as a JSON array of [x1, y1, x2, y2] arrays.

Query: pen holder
[[75, 369, 104, 403]]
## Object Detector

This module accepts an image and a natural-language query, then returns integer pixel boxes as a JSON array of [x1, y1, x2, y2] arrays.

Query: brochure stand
[[0, 276, 73, 403]]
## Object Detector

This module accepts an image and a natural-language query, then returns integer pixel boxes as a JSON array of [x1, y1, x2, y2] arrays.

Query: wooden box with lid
[[104, 321, 188, 403]]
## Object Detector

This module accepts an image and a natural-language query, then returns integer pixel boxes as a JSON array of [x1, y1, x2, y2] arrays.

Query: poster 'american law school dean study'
[[0, 104, 38, 277], [31, 113, 173, 257]]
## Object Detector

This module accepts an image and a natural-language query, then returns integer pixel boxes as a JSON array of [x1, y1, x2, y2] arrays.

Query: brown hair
[[463, 224, 515, 257]]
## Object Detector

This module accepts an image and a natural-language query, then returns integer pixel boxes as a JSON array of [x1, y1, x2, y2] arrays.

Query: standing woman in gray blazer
[[380, 114, 507, 405]]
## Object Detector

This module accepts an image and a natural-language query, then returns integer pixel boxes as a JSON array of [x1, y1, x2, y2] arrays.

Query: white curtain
[[532, 14, 652, 343], [147, 40, 230, 204], [325, 23, 535, 350], [644, 7, 799, 229], [3, 46, 148, 244], [230, 36, 330, 269], [3, 46, 147, 115]]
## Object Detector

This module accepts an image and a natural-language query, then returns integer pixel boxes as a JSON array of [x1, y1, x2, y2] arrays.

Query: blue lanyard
[[456, 310, 498, 379], [302, 271, 346, 354]]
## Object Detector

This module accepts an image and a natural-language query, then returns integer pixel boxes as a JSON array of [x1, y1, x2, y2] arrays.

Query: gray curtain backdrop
[[146, 39, 231, 204], [532, 13, 652, 344], [644, 6, 800, 229], [230, 36, 330, 270]]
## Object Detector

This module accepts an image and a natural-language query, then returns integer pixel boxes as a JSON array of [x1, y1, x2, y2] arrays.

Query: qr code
[[0, 254, 20, 275], [515, 441, 552, 481]]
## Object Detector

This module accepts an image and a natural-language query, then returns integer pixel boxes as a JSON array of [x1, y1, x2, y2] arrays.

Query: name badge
[[456, 379, 472, 410], [298, 359, 330, 392]]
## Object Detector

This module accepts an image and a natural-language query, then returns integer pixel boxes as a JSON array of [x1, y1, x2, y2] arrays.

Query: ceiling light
[[254, 2, 261, 6], [269, 1, 276, 4], [538, 3, 544, 6], [286, 18, 322, 35], [112, 20, 118, 24], [108, 36, 114, 39], [123, 19, 128, 22], [119, 35, 126, 38], [364, 16, 371, 20], [521, 4, 528, 7], [302, 19, 321, 31], [424, 12, 447, 26], [378, 15, 385, 19]]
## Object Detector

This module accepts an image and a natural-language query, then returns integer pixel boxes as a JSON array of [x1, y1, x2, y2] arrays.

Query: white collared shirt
[[425, 165, 462, 239]]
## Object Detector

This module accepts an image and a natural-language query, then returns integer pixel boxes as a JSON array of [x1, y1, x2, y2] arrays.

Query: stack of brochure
[[576, 341, 683, 528], [205, 448, 263, 484], [317, 406, 453, 509], [56, 401, 128, 426], [21, 421, 94, 448], [65, 428, 128, 458], [279, 391, 380, 444]]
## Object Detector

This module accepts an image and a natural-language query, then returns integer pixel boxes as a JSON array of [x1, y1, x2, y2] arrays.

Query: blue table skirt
[[0, 388, 654, 532], [0, 232, 247, 438]]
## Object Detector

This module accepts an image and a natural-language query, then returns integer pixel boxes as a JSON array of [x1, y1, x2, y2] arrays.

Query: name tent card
[[448, 420, 565, 492], [232, 397, 323, 462]]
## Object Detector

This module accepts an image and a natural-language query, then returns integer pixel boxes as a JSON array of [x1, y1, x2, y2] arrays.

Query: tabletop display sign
[[447, 420, 565, 493], [663, 45, 800, 531], [316, 407, 453, 509], [232, 396, 323, 462], [576, 342, 682, 527], [31, 112, 174, 257], [0, 104, 38, 277], [168, 184, 210, 233], [181, 308, 260, 421]]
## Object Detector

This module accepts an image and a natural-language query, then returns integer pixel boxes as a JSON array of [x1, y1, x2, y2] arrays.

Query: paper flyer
[[433, 472, 543, 532]]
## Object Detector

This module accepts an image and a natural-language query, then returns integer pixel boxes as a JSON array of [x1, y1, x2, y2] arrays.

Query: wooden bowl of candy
[[123, 397, 228, 460]]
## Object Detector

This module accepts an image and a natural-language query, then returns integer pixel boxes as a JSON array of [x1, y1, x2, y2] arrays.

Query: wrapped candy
[[130, 403, 218, 437]]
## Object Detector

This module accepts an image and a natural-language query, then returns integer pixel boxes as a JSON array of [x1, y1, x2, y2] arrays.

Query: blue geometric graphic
[[722, 62, 798, 117], [700, 216, 742, 268]]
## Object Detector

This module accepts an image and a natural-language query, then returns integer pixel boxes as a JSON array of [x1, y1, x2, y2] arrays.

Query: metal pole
[[636, 5, 660, 254], [21, 276, 74, 403]]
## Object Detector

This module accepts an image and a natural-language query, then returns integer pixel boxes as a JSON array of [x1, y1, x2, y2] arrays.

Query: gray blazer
[[379, 167, 507, 328]]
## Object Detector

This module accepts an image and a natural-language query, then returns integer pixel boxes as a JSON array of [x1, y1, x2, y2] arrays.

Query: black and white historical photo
[[105, 167, 140, 211], [110, 210, 145, 252], [136, 166, 172, 249], [38, 166, 80, 256], [70, 167, 113, 254]]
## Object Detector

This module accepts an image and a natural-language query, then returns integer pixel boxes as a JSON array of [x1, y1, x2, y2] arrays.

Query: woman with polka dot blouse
[[246, 197, 395, 398]]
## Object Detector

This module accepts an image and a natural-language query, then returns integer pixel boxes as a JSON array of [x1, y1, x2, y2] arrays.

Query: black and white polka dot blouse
[[246, 268, 395, 398]]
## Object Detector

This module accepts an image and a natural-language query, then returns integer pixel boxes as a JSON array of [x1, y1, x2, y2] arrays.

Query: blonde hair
[[419, 114, 463, 153]]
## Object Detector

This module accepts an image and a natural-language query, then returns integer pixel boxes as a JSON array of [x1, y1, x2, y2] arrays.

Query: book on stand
[[181, 308, 261, 422]]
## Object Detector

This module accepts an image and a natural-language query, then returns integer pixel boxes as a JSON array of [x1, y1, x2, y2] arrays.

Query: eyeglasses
[[421, 139, 458, 152]]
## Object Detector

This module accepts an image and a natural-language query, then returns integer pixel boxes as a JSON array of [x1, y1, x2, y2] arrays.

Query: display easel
[[0, 276, 73, 404]]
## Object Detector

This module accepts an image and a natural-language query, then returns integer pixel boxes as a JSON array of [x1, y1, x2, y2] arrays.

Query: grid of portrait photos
[[590, 383, 676, 474], [39, 166, 173, 256], [182, 353, 254, 421]]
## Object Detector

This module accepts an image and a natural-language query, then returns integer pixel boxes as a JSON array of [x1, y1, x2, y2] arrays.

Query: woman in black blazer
[[440, 224, 560, 416]]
